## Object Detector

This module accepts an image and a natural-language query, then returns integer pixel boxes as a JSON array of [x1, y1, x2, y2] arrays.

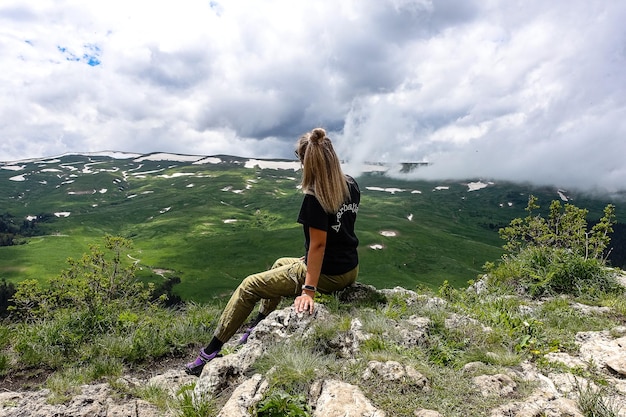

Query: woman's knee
[[271, 257, 296, 269], [241, 274, 259, 289]]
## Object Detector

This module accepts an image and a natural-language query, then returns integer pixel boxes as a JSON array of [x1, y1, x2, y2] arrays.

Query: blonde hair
[[296, 128, 350, 213]]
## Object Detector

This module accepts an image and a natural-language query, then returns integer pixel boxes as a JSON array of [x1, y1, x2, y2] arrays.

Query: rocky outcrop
[[2, 283, 626, 416], [0, 384, 164, 417]]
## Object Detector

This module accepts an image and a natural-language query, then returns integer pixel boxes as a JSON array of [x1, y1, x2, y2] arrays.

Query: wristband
[[302, 284, 317, 292]]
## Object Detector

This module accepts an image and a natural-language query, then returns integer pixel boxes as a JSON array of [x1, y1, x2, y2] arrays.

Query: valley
[[1, 152, 623, 303]]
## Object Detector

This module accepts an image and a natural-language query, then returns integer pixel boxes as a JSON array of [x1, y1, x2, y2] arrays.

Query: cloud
[[0, 0, 625, 193]]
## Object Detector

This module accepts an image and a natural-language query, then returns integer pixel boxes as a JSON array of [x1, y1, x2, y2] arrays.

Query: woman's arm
[[294, 226, 326, 314]]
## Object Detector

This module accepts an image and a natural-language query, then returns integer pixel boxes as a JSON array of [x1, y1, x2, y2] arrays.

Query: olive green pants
[[214, 257, 358, 343]]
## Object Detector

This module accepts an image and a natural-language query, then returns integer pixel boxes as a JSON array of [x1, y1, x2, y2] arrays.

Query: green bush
[[487, 246, 620, 299], [489, 196, 621, 300], [499, 196, 615, 260], [3, 236, 228, 380], [10, 235, 155, 320], [254, 389, 311, 417]]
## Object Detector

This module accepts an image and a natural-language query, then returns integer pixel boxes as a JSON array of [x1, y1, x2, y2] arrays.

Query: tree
[[488, 196, 620, 298], [499, 195, 615, 261], [0, 278, 16, 317], [10, 235, 157, 319]]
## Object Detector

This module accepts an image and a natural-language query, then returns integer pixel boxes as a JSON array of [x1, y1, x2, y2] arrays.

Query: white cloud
[[0, 0, 625, 192]]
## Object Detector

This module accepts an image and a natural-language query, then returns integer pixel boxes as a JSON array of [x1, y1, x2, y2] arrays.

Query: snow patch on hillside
[[159, 172, 196, 179], [366, 187, 405, 194], [467, 181, 493, 191], [194, 157, 222, 165], [2, 165, 25, 171], [222, 186, 245, 194], [87, 151, 142, 159], [380, 231, 397, 237], [135, 153, 204, 163], [245, 159, 300, 171]]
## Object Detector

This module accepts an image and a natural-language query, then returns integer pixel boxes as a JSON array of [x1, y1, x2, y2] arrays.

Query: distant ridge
[[1, 151, 431, 175]]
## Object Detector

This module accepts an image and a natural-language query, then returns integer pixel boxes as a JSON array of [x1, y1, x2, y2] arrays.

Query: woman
[[185, 127, 360, 376]]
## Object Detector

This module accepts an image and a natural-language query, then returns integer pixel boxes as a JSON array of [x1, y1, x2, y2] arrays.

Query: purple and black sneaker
[[238, 327, 254, 345], [184, 348, 220, 376]]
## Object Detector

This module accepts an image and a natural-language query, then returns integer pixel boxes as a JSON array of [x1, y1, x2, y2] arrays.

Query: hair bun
[[310, 128, 326, 143]]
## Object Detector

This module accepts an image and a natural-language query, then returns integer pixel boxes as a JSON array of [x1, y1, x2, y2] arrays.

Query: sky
[[1, 1, 625, 193]]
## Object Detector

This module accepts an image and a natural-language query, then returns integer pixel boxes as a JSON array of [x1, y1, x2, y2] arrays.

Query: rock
[[513, 361, 559, 396], [473, 374, 517, 397], [379, 287, 447, 309], [570, 302, 612, 315], [445, 313, 492, 332], [414, 410, 443, 417], [313, 379, 386, 417], [397, 315, 430, 347], [612, 326, 626, 337], [325, 317, 372, 359], [577, 331, 626, 371], [194, 339, 264, 396], [217, 374, 268, 417], [425, 297, 447, 309], [380, 286, 420, 302], [466, 275, 489, 294], [147, 369, 197, 396], [362, 361, 429, 391], [0, 384, 166, 417], [338, 282, 387, 304], [462, 361, 487, 373], [107, 399, 164, 417], [548, 372, 592, 397], [543, 352, 587, 369], [196, 305, 328, 396], [490, 390, 583, 417], [606, 355, 626, 377], [5, 291, 626, 417]]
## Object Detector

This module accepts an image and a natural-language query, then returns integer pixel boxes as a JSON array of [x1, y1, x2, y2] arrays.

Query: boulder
[[312, 379, 386, 417], [472, 374, 517, 397], [362, 360, 429, 392]]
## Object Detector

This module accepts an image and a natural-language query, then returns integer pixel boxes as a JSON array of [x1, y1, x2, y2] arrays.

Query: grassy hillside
[[1, 153, 623, 303]]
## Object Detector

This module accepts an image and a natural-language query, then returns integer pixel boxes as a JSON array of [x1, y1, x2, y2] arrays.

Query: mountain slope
[[1, 152, 623, 302]]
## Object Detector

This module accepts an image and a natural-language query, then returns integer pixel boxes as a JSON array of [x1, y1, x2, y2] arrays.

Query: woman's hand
[[294, 292, 315, 314]]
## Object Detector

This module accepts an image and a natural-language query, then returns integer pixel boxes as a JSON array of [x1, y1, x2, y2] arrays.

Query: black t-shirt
[[297, 175, 360, 275]]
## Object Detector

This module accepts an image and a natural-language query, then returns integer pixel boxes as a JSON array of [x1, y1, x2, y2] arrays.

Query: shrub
[[254, 342, 332, 394], [488, 197, 621, 300], [10, 235, 157, 320], [4, 236, 217, 380], [576, 379, 621, 417], [486, 246, 620, 299], [499, 196, 615, 261], [175, 383, 218, 417], [254, 389, 311, 417]]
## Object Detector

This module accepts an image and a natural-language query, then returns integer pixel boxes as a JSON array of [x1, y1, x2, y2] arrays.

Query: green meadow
[[1, 153, 623, 303]]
